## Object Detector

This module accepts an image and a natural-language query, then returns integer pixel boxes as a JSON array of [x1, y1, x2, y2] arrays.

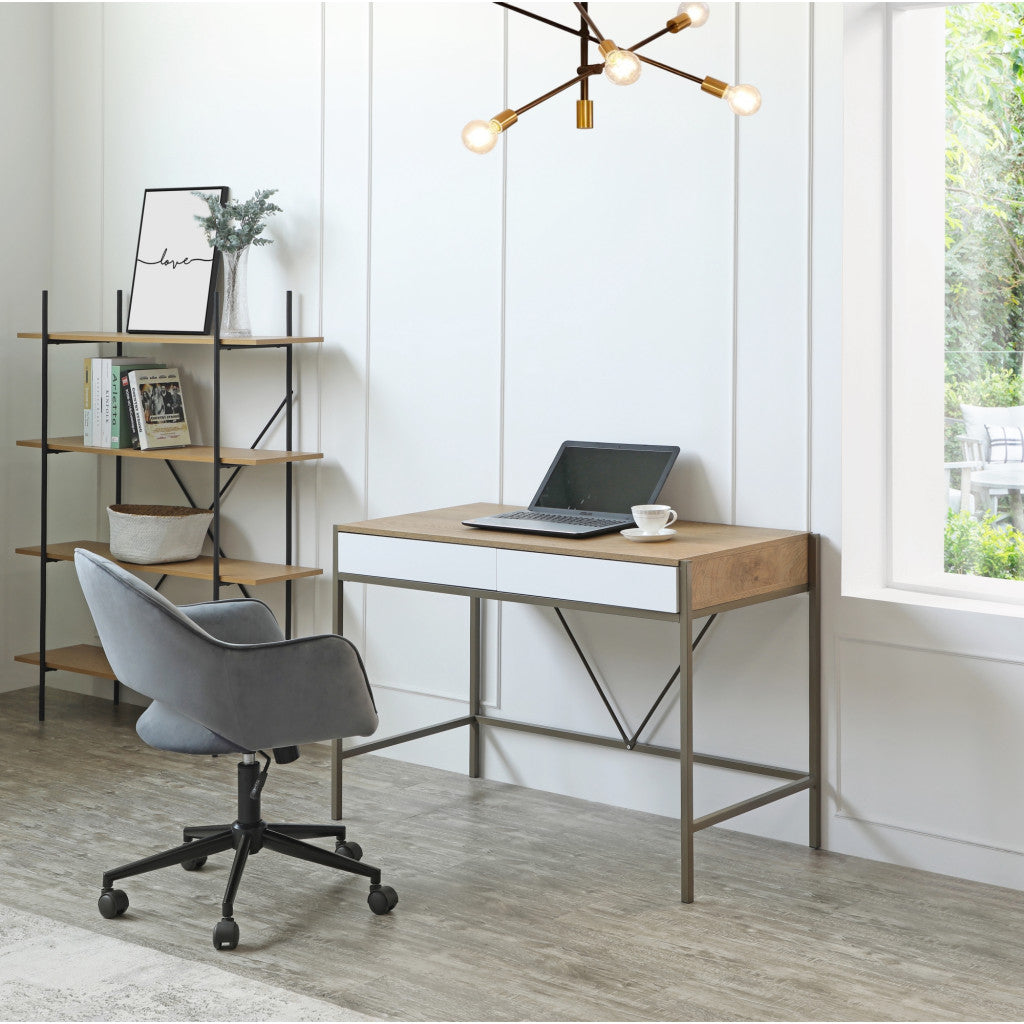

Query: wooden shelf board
[[17, 331, 322, 347], [16, 644, 115, 680], [16, 540, 323, 586], [17, 437, 322, 466]]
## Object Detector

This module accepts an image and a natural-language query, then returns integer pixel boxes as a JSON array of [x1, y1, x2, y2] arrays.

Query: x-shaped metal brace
[[147, 392, 292, 598], [553, 607, 717, 750]]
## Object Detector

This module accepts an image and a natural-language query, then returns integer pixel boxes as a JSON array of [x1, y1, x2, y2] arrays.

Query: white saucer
[[621, 527, 676, 542]]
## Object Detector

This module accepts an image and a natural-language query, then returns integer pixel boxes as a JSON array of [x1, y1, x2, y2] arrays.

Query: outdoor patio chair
[[958, 403, 1024, 528]]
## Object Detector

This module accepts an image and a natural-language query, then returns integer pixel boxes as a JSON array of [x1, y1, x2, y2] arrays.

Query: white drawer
[[495, 549, 678, 613], [337, 534, 497, 591]]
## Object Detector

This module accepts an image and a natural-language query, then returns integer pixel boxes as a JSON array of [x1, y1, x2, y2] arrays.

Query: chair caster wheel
[[182, 856, 207, 871], [368, 884, 398, 915], [335, 841, 363, 861], [213, 917, 239, 950], [98, 888, 129, 919]]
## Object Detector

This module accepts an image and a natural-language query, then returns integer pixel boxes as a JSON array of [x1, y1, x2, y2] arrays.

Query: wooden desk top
[[337, 505, 812, 612], [337, 503, 806, 565]]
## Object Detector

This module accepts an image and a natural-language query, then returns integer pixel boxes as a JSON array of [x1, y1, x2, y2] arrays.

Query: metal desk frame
[[331, 520, 820, 903]]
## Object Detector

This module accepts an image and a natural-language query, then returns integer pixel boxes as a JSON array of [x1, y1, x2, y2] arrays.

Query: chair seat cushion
[[137, 701, 247, 755]]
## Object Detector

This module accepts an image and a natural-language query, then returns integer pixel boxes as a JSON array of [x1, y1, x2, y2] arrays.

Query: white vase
[[220, 246, 251, 338]]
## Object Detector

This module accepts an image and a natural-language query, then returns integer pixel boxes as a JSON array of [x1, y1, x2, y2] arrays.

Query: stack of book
[[83, 359, 191, 450]]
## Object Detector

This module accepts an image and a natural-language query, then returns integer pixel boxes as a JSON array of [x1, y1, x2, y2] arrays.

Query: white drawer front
[[337, 534, 497, 591], [496, 550, 678, 613]]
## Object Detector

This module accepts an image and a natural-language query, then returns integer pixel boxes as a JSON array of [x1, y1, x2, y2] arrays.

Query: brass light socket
[[489, 108, 518, 133], [667, 12, 692, 32], [576, 99, 594, 129], [598, 39, 618, 60], [701, 76, 728, 98]]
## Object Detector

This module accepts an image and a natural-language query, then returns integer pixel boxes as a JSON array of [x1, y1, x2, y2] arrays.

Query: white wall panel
[[362, 4, 504, 707], [42, 4, 111, 687], [3, 4, 112, 698], [837, 638, 1024, 856], [102, 3, 323, 338], [323, 1, 373, 641], [366, 3, 503, 517], [734, 2, 810, 531], [1, 3, 55, 693], [502, 3, 736, 525]]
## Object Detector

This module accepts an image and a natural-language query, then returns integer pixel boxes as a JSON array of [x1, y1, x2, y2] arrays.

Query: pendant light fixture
[[462, 2, 761, 154]]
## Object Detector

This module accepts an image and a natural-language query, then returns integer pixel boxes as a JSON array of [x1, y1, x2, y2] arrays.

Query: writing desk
[[333, 503, 820, 902]]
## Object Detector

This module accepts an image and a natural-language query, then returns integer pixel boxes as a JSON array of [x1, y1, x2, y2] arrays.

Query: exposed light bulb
[[602, 47, 642, 86], [676, 2, 709, 27], [724, 83, 761, 116], [462, 119, 500, 154]]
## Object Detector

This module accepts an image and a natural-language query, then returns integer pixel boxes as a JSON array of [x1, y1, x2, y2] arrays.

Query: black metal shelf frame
[[33, 289, 302, 721]]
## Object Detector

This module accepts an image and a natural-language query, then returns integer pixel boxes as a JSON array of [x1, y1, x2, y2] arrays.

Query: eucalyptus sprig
[[193, 188, 282, 253]]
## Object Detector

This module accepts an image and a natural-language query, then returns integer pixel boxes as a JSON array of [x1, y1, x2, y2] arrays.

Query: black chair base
[[97, 758, 398, 950]]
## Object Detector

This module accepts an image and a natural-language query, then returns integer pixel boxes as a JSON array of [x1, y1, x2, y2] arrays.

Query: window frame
[[842, 2, 1024, 612]]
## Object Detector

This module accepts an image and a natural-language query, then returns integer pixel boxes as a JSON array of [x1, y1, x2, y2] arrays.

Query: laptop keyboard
[[499, 511, 619, 526]]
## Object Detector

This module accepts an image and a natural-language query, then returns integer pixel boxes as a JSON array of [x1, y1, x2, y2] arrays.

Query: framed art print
[[126, 186, 228, 334]]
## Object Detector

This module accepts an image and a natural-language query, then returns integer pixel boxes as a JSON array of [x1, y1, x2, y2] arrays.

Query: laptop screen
[[532, 442, 679, 514]]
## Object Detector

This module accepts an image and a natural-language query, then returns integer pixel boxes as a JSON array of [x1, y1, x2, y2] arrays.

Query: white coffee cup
[[631, 504, 678, 535]]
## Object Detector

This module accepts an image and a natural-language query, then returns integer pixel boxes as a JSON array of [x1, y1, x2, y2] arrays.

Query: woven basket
[[107, 504, 213, 564]]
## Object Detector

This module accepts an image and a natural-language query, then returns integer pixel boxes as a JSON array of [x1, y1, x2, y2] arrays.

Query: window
[[888, 4, 1024, 602]]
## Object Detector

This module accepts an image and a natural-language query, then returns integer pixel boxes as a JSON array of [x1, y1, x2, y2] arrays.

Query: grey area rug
[[0, 903, 381, 1022]]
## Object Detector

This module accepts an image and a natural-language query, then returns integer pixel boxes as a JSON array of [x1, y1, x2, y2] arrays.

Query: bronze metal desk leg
[[809, 534, 822, 849], [679, 562, 694, 903], [332, 567, 344, 820], [469, 597, 482, 778]]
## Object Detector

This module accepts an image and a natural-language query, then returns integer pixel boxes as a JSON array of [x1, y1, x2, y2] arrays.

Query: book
[[83, 359, 92, 446], [121, 371, 140, 448], [110, 361, 163, 448], [126, 367, 191, 450], [90, 357, 109, 447]]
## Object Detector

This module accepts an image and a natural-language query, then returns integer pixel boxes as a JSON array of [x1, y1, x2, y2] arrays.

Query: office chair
[[74, 548, 397, 951]]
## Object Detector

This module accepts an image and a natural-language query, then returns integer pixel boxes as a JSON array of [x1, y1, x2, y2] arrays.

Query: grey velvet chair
[[74, 547, 397, 951]]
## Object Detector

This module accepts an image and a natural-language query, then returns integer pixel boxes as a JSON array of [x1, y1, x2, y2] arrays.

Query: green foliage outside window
[[945, 4, 1024, 385], [946, 510, 1024, 578], [945, 366, 1022, 416], [944, 6, 1024, 581]]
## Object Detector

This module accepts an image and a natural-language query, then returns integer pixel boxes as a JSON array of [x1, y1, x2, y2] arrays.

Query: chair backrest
[[74, 548, 378, 748], [961, 403, 1024, 464], [75, 548, 222, 704]]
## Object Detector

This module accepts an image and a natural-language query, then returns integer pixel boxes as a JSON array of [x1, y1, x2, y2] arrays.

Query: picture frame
[[126, 186, 228, 334]]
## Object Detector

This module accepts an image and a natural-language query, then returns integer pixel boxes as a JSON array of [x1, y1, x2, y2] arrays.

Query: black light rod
[[495, 2, 598, 43], [515, 71, 592, 116], [579, 3, 588, 101], [636, 53, 704, 85], [630, 25, 674, 53], [573, 1, 605, 42]]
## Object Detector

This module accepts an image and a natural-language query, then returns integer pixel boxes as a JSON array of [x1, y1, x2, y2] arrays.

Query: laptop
[[462, 440, 680, 538]]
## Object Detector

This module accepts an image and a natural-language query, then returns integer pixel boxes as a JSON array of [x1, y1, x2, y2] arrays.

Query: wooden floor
[[3, 688, 1024, 1022]]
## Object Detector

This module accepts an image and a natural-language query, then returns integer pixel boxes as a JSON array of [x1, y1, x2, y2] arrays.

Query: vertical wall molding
[[359, 3, 375, 642], [805, 3, 815, 534], [363, 2, 375, 526], [312, 2, 327, 623], [495, 6, 510, 710], [730, 5, 741, 528]]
